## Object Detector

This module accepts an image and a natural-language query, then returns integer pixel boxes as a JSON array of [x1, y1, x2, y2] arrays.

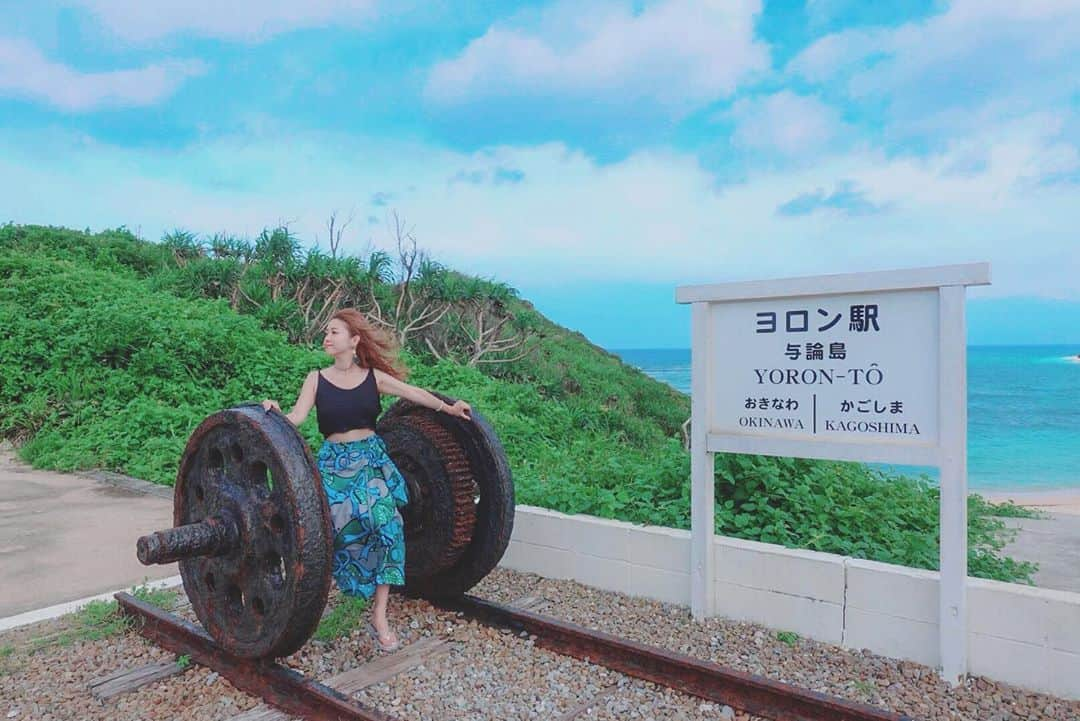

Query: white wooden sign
[[676, 263, 990, 686]]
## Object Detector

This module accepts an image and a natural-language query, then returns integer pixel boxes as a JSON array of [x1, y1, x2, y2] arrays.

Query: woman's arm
[[373, 369, 472, 420], [262, 370, 318, 426]]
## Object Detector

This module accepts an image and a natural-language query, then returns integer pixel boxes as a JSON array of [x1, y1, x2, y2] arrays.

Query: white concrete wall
[[844, 559, 940, 666], [499, 505, 1080, 700], [967, 580, 1080, 697]]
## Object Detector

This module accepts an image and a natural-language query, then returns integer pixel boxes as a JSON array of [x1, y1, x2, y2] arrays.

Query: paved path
[[0, 448, 177, 617], [1000, 512, 1080, 593]]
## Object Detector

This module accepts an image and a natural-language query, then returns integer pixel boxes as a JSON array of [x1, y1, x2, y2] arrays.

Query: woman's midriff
[[325, 428, 376, 443]]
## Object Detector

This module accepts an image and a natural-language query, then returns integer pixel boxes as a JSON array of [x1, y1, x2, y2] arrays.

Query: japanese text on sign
[[709, 290, 938, 444]]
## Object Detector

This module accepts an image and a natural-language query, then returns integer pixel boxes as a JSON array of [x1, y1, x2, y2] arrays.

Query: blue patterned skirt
[[316, 435, 408, 599]]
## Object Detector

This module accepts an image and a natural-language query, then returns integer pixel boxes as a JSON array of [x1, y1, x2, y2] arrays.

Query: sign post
[[676, 263, 989, 684]]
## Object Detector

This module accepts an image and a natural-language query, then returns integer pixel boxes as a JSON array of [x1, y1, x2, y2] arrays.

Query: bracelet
[[435, 401, 446, 413]]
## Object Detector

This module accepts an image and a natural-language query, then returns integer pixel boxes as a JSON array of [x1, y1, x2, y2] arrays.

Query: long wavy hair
[[329, 308, 407, 380]]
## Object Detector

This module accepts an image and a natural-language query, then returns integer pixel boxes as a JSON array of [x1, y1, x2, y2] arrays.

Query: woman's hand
[[261, 399, 282, 413], [442, 399, 472, 420]]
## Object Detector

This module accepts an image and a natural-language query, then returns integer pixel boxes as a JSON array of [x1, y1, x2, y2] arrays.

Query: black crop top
[[315, 370, 380, 437]]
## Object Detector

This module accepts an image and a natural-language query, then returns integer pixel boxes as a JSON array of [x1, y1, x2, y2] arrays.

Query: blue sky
[[1, 1, 1078, 348]]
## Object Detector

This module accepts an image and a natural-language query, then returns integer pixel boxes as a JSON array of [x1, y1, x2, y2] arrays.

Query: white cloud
[[729, 91, 846, 156], [0, 37, 205, 111], [0, 116, 1076, 298], [64, 0, 379, 43], [425, 0, 768, 114], [789, 0, 1080, 135], [400, 122, 1077, 292]]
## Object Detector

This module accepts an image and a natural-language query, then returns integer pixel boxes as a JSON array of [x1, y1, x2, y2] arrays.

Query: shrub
[[0, 227, 1037, 584]]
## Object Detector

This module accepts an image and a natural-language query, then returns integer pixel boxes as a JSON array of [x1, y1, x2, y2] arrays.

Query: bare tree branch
[[326, 209, 355, 259], [424, 337, 447, 361]]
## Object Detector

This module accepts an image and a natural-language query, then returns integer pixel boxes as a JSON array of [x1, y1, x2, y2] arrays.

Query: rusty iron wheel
[[170, 405, 332, 659], [378, 395, 514, 598], [377, 412, 477, 579]]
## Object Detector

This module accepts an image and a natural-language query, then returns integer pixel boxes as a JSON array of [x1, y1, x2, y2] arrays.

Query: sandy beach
[[981, 488, 1080, 516]]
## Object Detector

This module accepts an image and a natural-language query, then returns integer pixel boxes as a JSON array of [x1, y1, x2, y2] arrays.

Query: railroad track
[[115, 591, 913, 721]]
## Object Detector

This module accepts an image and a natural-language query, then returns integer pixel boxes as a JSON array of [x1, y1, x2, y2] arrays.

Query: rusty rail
[[115, 592, 398, 721], [118, 589, 914, 721], [435, 594, 914, 721]]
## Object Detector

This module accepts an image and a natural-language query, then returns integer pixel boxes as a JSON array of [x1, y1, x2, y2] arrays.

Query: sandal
[[365, 622, 401, 653]]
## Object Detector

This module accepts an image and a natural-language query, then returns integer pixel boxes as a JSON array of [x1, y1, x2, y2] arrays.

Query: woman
[[262, 308, 472, 652]]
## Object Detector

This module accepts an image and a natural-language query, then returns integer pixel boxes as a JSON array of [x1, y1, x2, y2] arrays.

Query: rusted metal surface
[[437, 594, 915, 721], [137, 516, 239, 566], [407, 413, 477, 554], [378, 408, 477, 579], [118, 579, 916, 721], [138, 405, 333, 659], [135, 397, 515, 659], [380, 396, 515, 598], [116, 592, 397, 721]]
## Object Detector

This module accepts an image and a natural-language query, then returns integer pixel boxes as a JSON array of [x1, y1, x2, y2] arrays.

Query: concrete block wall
[[714, 536, 845, 645], [967, 580, 1080, 697], [500, 506, 691, 605], [499, 505, 1080, 700], [844, 559, 940, 666]]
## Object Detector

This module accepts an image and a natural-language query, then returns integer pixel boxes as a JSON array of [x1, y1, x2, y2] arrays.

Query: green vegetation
[[73, 600, 129, 642], [24, 583, 178, 649], [176, 654, 192, 670], [130, 582, 180, 609], [314, 596, 370, 643], [852, 679, 877, 698], [0, 224, 1037, 583], [971, 496, 1044, 519], [0, 644, 17, 677], [775, 631, 799, 647], [28, 600, 128, 650], [0, 251, 318, 481]]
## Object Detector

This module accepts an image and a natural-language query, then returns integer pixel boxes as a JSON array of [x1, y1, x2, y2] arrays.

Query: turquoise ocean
[[611, 346, 1080, 492]]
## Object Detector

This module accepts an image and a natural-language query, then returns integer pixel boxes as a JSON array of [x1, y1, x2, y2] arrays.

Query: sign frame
[[676, 262, 991, 685]]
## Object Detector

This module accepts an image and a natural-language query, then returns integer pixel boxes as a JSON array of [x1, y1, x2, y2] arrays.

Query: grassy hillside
[[0, 224, 1035, 583]]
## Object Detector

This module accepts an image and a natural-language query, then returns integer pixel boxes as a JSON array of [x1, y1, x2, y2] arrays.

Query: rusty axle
[[137, 515, 239, 566]]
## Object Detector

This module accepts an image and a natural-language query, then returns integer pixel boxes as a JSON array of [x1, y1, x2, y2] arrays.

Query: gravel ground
[[0, 598, 260, 721], [2, 568, 1077, 721], [470, 569, 1080, 721]]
